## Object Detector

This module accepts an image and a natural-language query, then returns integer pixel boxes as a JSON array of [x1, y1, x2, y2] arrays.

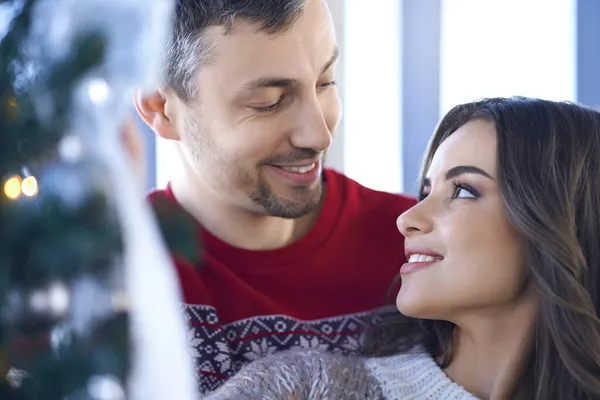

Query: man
[[134, 0, 416, 393]]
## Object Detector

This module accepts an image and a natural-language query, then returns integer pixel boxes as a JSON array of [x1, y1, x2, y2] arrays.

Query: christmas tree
[[0, 0, 198, 398], [0, 0, 131, 398]]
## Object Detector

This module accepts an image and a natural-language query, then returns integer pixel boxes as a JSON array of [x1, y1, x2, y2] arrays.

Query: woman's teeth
[[408, 254, 438, 263]]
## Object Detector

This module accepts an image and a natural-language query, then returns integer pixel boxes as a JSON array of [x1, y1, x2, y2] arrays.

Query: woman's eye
[[451, 182, 481, 200], [455, 187, 476, 199]]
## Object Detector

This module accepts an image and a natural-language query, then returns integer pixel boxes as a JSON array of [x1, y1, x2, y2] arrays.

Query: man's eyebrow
[[238, 47, 339, 92], [240, 77, 300, 92], [321, 46, 339, 74]]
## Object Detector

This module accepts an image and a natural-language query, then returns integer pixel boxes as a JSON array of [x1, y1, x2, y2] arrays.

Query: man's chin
[[251, 181, 323, 219]]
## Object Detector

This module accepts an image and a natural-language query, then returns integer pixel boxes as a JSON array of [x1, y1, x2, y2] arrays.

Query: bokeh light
[[3, 175, 21, 200], [21, 176, 38, 197]]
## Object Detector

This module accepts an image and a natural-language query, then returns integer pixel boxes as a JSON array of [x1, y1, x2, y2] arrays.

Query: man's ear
[[133, 89, 180, 141]]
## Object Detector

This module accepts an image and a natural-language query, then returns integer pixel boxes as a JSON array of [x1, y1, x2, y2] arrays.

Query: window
[[439, 0, 576, 116]]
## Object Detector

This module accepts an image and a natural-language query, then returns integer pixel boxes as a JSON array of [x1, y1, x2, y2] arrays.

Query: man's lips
[[263, 161, 321, 185], [269, 157, 321, 168]]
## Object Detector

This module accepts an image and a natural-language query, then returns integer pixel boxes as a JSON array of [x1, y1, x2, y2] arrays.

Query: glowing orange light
[[3, 175, 22, 200], [21, 176, 38, 197], [4, 97, 18, 119]]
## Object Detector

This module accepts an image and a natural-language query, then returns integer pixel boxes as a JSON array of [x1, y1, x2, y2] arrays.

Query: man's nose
[[289, 99, 332, 152]]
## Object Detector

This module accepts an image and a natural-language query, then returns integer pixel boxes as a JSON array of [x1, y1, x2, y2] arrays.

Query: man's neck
[[443, 294, 537, 400], [170, 176, 324, 251]]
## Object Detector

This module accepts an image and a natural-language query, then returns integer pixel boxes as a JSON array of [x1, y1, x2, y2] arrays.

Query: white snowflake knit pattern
[[184, 304, 387, 393]]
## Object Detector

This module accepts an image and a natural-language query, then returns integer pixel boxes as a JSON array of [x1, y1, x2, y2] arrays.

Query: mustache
[[262, 148, 320, 165]]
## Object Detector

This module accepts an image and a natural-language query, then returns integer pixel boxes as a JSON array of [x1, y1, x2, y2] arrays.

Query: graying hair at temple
[[163, 0, 307, 102]]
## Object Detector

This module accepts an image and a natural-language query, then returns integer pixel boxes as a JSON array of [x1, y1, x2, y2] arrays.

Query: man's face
[[171, 0, 341, 218]]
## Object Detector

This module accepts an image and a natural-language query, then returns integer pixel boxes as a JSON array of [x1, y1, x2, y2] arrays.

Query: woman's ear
[[133, 89, 180, 141]]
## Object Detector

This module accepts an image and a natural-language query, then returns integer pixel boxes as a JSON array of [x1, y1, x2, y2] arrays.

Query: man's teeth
[[281, 164, 315, 173], [408, 254, 439, 263]]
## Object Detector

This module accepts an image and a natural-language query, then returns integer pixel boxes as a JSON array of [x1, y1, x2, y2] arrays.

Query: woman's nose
[[396, 202, 433, 237]]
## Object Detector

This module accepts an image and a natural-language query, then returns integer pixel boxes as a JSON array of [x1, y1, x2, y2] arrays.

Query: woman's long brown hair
[[362, 97, 600, 399]]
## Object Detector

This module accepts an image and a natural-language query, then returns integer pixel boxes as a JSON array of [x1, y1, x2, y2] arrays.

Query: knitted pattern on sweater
[[364, 351, 479, 399], [202, 348, 479, 399]]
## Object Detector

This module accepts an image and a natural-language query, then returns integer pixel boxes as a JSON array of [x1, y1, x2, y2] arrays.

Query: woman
[[203, 97, 600, 399]]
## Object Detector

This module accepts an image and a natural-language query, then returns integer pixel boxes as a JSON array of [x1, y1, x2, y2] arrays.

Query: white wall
[[322, 0, 345, 174], [155, 138, 178, 189], [340, 0, 403, 193]]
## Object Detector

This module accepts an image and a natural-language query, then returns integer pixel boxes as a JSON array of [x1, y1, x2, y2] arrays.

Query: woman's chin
[[396, 285, 443, 320]]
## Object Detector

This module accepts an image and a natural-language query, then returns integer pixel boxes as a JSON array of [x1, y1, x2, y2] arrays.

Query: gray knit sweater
[[202, 348, 479, 399]]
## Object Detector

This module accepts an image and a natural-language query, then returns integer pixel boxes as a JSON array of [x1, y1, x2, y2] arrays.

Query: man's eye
[[254, 97, 283, 112], [318, 81, 336, 90]]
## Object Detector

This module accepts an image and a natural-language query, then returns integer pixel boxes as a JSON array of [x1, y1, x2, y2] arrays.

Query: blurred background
[[146, 0, 600, 196]]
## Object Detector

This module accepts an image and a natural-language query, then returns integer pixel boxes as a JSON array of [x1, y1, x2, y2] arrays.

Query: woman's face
[[396, 119, 527, 321]]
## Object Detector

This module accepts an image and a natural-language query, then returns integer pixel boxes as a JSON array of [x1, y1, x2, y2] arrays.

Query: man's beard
[[248, 147, 325, 218], [185, 112, 327, 219], [249, 177, 323, 219]]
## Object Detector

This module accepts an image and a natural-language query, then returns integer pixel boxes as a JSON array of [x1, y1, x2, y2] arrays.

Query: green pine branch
[[1, 1, 132, 398]]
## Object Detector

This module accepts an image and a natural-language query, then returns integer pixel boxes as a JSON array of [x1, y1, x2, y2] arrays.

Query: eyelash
[[450, 180, 480, 199], [418, 180, 480, 202], [254, 81, 337, 113], [255, 97, 283, 113]]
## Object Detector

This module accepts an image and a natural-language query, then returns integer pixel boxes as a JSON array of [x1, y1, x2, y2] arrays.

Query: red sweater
[[147, 169, 416, 393]]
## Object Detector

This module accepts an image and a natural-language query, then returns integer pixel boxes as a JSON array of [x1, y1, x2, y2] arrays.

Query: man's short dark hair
[[164, 0, 308, 102]]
